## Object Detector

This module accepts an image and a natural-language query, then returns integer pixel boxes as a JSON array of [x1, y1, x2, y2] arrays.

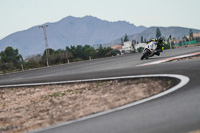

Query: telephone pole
[[169, 35, 172, 49], [39, 25, 49, 67]]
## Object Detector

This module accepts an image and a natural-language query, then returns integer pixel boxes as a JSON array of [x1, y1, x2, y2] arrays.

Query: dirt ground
[[0, 77, 173, 133], [188, 130, 200, 133]]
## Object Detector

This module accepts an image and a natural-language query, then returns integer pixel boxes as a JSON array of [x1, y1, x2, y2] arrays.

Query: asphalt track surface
[[1, 46, 200, 133]]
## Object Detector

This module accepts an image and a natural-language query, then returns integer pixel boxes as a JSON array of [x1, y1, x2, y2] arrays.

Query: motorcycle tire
[[141, 51, 148, 60]]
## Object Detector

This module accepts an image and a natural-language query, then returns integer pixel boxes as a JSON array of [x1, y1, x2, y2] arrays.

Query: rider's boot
[[154, 51, 160, 56]]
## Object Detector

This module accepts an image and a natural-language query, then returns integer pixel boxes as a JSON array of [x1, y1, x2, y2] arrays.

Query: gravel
[[0, 77, 173, 133]]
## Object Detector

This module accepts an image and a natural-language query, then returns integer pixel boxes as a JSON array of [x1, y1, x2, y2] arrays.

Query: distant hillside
[[0, 16, 146, 57], [109, 26, 200, 46]]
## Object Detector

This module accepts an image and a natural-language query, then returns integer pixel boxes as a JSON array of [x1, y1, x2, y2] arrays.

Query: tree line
[[0, 45, 117, 74]]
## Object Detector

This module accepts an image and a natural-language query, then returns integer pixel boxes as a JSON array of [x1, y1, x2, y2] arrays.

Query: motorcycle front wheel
[[141, 51, 148, 60]]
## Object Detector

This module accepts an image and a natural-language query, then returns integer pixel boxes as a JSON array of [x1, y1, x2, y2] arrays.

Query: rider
[[156, 37, 165, 56], [146, 37, 165, 56]]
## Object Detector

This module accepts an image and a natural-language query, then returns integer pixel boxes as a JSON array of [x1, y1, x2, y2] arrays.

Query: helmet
[[157, 37, 164, 43]]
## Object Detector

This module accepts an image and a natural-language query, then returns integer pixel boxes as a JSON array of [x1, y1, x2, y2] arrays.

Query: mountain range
[[0, 15, 200, 57], [0, 16, 146, 57]]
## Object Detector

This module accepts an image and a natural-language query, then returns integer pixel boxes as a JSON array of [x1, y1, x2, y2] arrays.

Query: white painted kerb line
[[29, 74, 189, 133], [137, 52, 200, 66]]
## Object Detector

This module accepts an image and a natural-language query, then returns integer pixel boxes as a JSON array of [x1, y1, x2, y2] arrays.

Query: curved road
[[1, 46, 200, 133]]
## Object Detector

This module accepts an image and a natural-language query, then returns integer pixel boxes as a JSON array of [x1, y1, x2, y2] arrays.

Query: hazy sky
[[0, 0, 200, 39]]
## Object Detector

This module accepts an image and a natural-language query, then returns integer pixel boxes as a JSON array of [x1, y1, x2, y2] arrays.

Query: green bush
[[137, 47, 144, 53], [164, 44, 170, 49]]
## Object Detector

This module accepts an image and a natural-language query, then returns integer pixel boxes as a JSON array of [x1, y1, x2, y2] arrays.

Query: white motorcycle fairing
[[144, 41, 157, 55], [141, 41, 157, 60]]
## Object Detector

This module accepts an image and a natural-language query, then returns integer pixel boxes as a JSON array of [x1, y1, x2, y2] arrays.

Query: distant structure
[[121, 41, 135, 54], [111, 45, 122, 50], [111, 41, 148, 54], [39, 25, 49, 67], [187, 32, 200, 38]]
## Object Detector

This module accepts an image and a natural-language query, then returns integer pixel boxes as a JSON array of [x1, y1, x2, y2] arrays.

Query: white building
[[121, 41, 135, 53]]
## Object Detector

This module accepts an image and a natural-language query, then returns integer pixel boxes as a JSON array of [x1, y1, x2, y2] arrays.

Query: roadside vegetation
[[0, 47, 23, 74], [0, 45, 116, 74]]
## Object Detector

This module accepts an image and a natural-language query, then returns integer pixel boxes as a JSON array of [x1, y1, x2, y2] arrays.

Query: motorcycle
[[141, 41, 157, 60]]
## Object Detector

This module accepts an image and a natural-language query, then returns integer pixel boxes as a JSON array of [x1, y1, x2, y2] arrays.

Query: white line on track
[[29, 74, 189, 133], [137, 52, 200, 66]]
